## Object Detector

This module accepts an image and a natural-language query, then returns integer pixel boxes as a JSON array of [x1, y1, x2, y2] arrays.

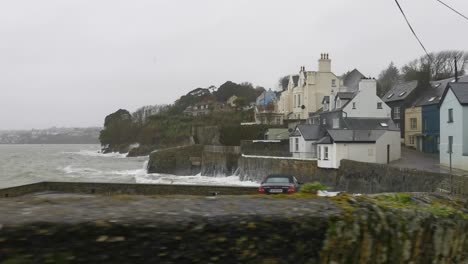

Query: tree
[[401, 50, 468, 82], [278, 76, 289, 91], [377, 62, 400, 96], [233, 97, 248, 110]]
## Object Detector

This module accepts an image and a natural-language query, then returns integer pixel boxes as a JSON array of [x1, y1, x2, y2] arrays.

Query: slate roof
[[414, 75, 468, 107], [292, 75, 300, 87], [316, 136, 332, 144], [445, 82, 468, 105], [327, 129, 387, 143], [322, 96, 330, 104], [342, 118, 399, 131], [382, 80, 418, 103], [341, 69, 366, 92], [291, 125, 325, 141], [336, 92, 355, 100]]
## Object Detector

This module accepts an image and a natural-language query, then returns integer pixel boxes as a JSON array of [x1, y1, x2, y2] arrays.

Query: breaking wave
[[135, 173, 259, 187], [62, 150, 128, 158]]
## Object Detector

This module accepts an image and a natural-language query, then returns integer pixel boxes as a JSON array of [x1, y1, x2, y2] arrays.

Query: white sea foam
[[135, 173, 259, 187], [62, 150, 128, 158]]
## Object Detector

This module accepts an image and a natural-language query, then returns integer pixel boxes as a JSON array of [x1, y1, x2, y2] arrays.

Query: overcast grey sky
[[1, 0, 467, 130]]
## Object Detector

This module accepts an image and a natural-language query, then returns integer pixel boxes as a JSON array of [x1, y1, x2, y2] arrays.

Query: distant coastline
[[0, 127, 101, 145]]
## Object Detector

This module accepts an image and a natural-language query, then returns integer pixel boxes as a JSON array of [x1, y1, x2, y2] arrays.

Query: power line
[[436, 0, 468, 22], [393, 0, 432, 61]]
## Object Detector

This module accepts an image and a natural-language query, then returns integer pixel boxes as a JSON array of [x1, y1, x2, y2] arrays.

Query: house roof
[[382, 80, 418, 103], [415, 75, 468, 107], [343, 118, 399, 131], [341, 69, 366, 92], [292, 75, 300, 87], [292, 124, 325, 141], [336, 92, 355, 100], [440, 82, 468, 106], [322, 96, 330, 104], [316, 135, 332, 144], [327, 129, 387, 143]]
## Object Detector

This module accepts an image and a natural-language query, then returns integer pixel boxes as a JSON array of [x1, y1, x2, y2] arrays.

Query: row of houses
[[289, 78, 401, 169], [252, 53, 468, 171]]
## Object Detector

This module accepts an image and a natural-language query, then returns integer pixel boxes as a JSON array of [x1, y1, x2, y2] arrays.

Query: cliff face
[[0, 193, 466, 263]]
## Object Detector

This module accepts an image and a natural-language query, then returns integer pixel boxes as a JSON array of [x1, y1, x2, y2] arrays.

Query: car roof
[[265, 174, 294, 178]]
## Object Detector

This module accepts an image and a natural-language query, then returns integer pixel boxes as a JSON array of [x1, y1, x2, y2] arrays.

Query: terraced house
[[403, 75, 468, 153], [382, 80, 423, 141]]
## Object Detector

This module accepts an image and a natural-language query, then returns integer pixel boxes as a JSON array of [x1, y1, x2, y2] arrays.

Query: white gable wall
[[440, 89, 468, 170], [343, 80, 391, 118]]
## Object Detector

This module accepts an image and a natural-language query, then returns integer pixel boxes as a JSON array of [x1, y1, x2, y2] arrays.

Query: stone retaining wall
[[0, 182, 258, 198]]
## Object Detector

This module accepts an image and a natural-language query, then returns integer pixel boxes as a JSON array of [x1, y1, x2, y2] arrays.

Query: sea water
[[0, 144, 258, 189]]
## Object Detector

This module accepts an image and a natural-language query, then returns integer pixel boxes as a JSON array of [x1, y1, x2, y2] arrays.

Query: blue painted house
[[256, 89, 277, 107], [416, 75, 468, 153]]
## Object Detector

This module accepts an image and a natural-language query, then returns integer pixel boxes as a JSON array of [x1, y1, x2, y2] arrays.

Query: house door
[[387, 145, 390, 164]]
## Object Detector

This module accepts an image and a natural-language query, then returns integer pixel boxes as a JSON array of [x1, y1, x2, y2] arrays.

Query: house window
[[448, 136, 453, 153], [324, 103, 328, 111], [410, 118, 417, 130], [332, 79, 336, 87], [396, 122, 400, 129], [324, 146, 329, 160], [322, 118, 326, 125], [377, 102, 382, 109], [394, 107, 400, 119], [333, 118, 339, 129], [448, 108, 453, 123], [318, 146, 321, 160], [410, 136, 414, 145], [298, 95, 301, 107], [295, 138, 299, 152], [352, 102, 356, 109]]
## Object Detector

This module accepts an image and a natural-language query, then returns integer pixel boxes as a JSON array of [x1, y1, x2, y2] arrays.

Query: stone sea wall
[[236, 156, 468, 197], [0, 182, 258, 198]]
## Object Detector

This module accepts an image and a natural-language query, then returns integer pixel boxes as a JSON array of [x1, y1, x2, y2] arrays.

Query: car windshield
[[265, 177, 290, 183]]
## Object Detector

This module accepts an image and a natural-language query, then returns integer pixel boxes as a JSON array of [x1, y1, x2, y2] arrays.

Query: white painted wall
[[317, 144, 335, 168], [343, 79, 391, 118], [375, 131, 401, 163], [317, 131, 400, 169], [440, 89, 468, 170], [290, 129, 317, 159]]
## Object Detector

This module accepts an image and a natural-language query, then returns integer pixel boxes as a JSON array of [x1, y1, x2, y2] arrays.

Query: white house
[[291, 78, 401, 168], [439, 82, 468, 171], [316, 120, 401, 168], [289, 125, 324, 159]]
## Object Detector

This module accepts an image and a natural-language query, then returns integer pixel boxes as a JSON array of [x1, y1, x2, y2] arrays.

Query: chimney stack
[[318, 53, 331, 72]]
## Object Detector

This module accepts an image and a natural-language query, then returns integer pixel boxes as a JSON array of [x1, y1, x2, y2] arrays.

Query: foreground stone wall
[[0, 194, 466, 263], [0, 182, 258, 198]]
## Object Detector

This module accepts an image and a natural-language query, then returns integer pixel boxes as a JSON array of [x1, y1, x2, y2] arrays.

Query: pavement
[[389, 147, 468, 176]]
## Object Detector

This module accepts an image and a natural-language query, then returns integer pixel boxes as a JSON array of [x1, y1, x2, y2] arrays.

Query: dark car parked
[[258, 174, 301, 194]]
